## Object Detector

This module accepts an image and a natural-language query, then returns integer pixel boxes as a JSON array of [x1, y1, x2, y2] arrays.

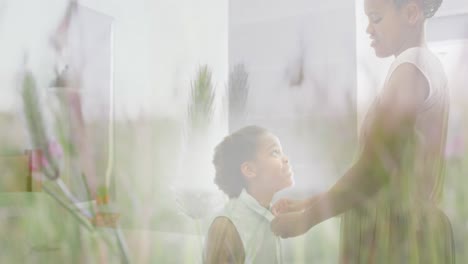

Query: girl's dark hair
[[394, 0, 443, 18], [212, 126, 268, 198]]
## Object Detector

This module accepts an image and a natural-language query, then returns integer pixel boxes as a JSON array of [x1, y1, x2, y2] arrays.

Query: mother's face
[[364, 0, 409, 57]]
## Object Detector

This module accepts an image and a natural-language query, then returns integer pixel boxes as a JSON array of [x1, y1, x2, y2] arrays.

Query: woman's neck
[[394, 26, 426, 57], [246, 186, 274, 209]]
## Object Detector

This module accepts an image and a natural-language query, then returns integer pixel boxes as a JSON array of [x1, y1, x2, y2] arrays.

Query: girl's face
[[365, 0, 418, 57], [249, 132, 294, 193]]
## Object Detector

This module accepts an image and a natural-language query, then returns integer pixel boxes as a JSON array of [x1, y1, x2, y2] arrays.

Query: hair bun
[[424, 0, 443, 18]]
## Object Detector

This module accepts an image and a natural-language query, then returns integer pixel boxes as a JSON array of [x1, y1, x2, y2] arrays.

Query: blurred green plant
[[187, 65, 216, 136], [444, 155, 468, 263], [20, 69, 131, 263], [228, 64, 249, 132], [22, 71, 60, 180]]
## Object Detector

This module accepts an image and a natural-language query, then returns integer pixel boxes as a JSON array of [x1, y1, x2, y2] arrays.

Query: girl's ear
[[241, 161, 257, 179]]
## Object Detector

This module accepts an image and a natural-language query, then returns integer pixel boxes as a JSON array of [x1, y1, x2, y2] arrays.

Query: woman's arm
[[272, 63, 430, 238], [303, 144, 388, 226], [272, 196, 320, 215], [271, 145, 388, 238], [204, 216, 245, 264]]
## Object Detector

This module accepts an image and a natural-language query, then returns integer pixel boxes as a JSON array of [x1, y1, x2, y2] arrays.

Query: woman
[[204, 126, 294, 264], [271, 0, 454, 263]]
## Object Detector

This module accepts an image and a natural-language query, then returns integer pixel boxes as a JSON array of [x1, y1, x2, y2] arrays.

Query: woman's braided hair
[[393, 0, 443, 18]]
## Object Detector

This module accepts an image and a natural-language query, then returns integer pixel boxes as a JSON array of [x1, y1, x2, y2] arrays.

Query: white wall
[[0, 0, 230, 227], [230, 0, 358, 193], [74, 0, 230, 205], [0, 0, 68, 112], [79, 0, 228, 120], [0, 0, 228, 120], [437, 0, 468, 16]]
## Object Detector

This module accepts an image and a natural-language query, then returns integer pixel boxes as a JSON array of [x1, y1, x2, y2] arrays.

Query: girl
[[204, 126, 294, 264]]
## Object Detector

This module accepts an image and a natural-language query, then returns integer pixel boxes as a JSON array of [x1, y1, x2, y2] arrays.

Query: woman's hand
[[271, 198, 306, 216], [271, 210, 312, 238], [272, 194, 322, 216]]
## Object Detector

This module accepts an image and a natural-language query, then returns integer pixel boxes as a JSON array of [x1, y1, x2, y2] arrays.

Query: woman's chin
[[374, 48, 392, 58]]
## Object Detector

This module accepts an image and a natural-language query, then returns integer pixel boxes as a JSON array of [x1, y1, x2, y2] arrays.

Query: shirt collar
[[239, 189, 275, 222]]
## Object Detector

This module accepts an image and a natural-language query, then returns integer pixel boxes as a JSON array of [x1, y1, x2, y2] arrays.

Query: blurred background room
[[0, 0, 466, 263]]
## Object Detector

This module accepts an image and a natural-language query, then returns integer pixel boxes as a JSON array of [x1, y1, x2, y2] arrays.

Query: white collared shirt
[[216, 189, 283, 264]]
